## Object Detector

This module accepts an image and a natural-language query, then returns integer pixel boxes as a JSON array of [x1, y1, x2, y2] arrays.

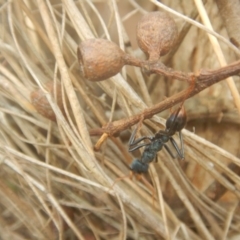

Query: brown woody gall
[[31, 82, 64, 121], [77, 39, 126, 81], [137, 11, 178, 61]]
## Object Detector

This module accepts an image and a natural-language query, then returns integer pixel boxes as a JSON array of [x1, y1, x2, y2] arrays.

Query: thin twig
[[90, 60, 240, 136]]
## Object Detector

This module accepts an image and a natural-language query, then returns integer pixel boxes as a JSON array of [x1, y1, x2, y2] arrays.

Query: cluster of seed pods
[[30, 11, 178, 121], [77, 11, 178, 81]]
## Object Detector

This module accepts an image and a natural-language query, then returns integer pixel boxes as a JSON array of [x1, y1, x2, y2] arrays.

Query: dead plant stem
[[90, 60, 240, 136]]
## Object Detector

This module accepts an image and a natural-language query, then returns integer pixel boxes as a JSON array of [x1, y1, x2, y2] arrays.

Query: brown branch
[[90, 60, 240, 136], [216, 0, 240, 48]]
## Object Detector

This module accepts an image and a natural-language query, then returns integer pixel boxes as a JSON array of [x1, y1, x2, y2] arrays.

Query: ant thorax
[[155, 132, 169, 143], [140, 138, 164, 164]]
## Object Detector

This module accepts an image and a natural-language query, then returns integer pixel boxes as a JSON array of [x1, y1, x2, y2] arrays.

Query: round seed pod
[[30, 82, 64, 121], [77, 38, 126, 81], [137, 11, 178, 61]]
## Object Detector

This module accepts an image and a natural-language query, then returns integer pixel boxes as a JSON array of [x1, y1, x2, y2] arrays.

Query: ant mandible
[[128, 105, 187, 175]]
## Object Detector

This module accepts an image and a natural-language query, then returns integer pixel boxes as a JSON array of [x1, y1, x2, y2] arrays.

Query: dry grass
[[0, 0, 240, 239]]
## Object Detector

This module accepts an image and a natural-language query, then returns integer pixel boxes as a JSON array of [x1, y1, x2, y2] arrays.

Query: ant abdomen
[[130, 159, 149, 174]]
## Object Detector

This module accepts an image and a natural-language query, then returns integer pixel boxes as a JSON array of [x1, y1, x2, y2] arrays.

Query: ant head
[[130, 159, 149, 174], [166, 106, 187, 134]]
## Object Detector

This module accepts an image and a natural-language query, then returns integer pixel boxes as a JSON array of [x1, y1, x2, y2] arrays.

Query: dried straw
[[0, 0, 240, 239]]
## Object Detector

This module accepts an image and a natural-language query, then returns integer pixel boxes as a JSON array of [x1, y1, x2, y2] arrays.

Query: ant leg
[[178, 131, 185, 159], [128, 125, 139, 146], [128, 125, 153, 152], [168, 134, 184, 159], [129, 134, 152, 147], [129, 141, 152, 152], [128, 117, 144, 146], [163, 144, 176, 159]]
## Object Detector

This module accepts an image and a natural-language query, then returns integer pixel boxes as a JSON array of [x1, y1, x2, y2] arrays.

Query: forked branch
[[90, 59, 240, 136]]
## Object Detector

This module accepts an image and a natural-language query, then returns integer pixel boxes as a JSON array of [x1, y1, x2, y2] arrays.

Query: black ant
[[128, 106, 187, 175]]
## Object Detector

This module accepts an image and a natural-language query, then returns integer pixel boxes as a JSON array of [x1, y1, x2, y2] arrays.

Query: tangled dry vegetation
[[1, 0, 240, 239]]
